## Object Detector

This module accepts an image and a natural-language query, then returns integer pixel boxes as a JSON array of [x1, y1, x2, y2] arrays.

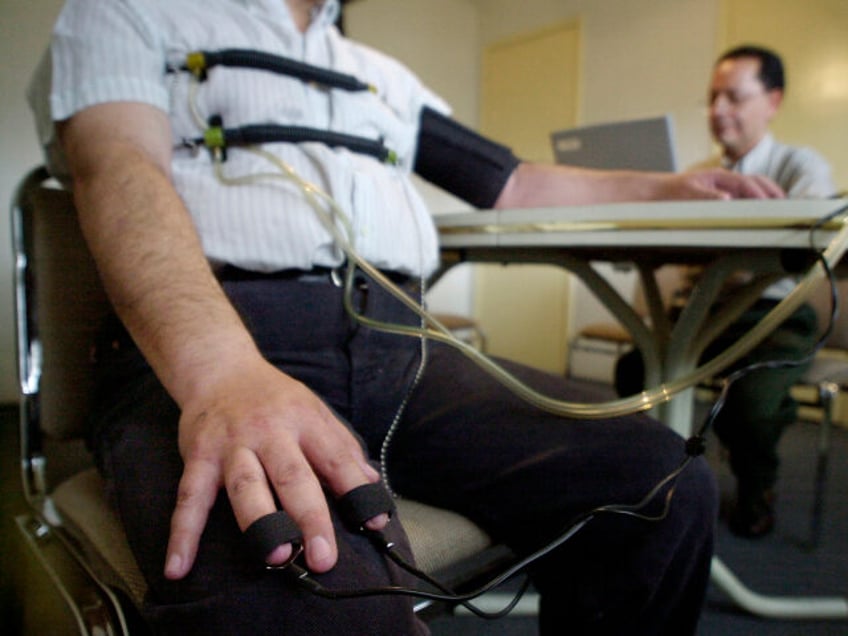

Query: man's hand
[[166, 353, 384, 579], [494, 162, 785, 208], [662, 168, 785, 200]]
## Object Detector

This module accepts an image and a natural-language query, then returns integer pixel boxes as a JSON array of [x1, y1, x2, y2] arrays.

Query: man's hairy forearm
[[495, 163, 668, 208], [494, 161, 782, 209], [63, 112, 258, 407], [58, 104, 375, 580]]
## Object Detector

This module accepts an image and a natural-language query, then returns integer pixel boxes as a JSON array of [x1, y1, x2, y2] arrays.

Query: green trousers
[[706, 301, 819, 498], [616, 300, 819, 498]]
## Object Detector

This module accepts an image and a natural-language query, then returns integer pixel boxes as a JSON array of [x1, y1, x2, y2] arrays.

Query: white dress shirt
[[690, 133, 836, 299], [693, 133, 835, 199], [29, 0, 450, 276]]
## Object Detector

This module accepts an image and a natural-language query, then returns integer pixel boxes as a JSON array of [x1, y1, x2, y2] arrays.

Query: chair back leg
[[808, 381, 837, 549]]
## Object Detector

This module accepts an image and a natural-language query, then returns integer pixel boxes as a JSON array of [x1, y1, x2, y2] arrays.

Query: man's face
[[708, 56, 782, 161]]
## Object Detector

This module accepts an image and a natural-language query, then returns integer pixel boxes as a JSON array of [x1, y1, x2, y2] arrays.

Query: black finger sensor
[[337, 483, 396, 530], [243, 510, 303, 562]]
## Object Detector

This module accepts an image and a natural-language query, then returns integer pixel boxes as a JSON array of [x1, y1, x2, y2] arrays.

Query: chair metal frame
[[13, 167, 149, 634]]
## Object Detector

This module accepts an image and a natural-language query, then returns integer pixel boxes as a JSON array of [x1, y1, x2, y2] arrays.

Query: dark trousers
[[91, 272, 718, 635], [616, 300, 818, 499]]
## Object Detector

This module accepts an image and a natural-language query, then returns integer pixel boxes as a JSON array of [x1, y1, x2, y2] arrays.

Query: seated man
[[29, 1, 782, 633], [618, 45, 835, 538]]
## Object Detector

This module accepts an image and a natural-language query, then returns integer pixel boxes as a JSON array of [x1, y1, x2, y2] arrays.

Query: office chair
[[12, 166, 513, 634], [789, 272, 848, 547]]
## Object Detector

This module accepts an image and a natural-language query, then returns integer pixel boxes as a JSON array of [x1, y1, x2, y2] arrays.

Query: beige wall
[[347, 0, 480, 127], [345, 0, 481, 317], [467, 0, 720, 363], [719, 0, 848, 188], [0, 0, 66, 403], [472, 0, 720, 173]]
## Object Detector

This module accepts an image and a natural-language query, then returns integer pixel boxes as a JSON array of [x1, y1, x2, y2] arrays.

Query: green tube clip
[[185, 51, 208, 80], [204, 126, 226, 150]]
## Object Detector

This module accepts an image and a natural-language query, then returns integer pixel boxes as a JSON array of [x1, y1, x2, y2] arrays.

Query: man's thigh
[[387, 343, 699, 545], [93, 359, 427, 634]]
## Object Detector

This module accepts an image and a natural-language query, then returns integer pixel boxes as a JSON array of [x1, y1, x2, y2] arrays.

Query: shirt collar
[[232, 1, 339, 29], [314, 1, 340, 27], [724, 133, 774, 172]]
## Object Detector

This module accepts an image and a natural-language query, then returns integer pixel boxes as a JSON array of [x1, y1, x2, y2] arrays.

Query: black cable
[[280, 455, 693, 608], [283, 514, 594, 605], [365, 527, 532, 619]]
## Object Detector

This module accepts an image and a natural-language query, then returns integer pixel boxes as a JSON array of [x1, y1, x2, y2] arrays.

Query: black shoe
[[729, 489, 775, 539]]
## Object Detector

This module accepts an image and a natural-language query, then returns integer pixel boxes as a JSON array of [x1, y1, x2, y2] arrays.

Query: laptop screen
[[550, 115, 678, 172]]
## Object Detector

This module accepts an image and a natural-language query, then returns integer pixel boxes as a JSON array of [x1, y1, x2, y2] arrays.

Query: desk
[[436, 198, 848, 620]]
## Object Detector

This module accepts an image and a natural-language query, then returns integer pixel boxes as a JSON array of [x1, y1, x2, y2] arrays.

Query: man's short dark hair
[[718, 45, 785, 92]]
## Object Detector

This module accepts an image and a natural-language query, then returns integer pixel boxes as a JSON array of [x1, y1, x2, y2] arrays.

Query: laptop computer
[[550, 115, 678, 172]]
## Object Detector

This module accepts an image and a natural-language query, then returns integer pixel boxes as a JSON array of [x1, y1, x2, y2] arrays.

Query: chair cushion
[[393, 498, 494, 576], [52, 468, 148, 606], [52, 469, 496, 609]]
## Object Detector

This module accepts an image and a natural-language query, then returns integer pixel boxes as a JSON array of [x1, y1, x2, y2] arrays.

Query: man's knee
[[674, 455, 719, 531]]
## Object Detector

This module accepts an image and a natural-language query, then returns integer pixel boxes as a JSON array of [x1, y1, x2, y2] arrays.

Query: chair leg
[[809, 381, 837, 549]]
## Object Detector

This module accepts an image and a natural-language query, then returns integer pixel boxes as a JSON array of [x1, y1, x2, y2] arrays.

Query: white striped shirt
[[692, 133, 836, 199], [29, 0, 449, 276], [691, 133, 836, 299]]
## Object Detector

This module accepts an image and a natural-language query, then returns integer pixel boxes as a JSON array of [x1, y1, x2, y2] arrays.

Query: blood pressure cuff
[[414, 106, 521, 209]]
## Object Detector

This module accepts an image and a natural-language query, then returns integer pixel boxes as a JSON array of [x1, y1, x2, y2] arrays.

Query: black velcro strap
[[243, 511, 302, 560], [337, 483, 396, 530]]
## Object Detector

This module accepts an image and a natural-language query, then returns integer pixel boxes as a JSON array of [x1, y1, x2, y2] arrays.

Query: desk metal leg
[[659, 386, 696, 438], [710, 556, 848, 619]]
